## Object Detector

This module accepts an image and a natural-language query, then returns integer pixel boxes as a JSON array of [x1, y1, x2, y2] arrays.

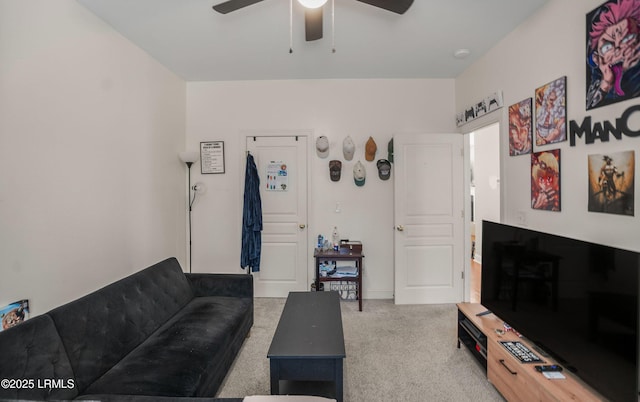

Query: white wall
[[186, 79, 456, 298], [0, 0, 187, 315], [8, 0, 635, 313], [456, 0, 640, 252]]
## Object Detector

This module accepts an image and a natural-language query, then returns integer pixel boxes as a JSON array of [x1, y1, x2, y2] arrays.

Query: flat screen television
[[481, 220, 639, 402]]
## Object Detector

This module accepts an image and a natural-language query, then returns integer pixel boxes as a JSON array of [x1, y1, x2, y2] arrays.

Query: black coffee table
[[267, 291, 346, 402]]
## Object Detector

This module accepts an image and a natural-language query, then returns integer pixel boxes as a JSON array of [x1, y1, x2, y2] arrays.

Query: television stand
[[457, 303, 603, 402]]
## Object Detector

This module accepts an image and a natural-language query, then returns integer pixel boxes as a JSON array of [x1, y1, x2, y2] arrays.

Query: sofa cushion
[[0, 315, 78, 401], [83, 296, 252, 397], [186, 273, 253, 298], [48, 257, 195, 393]]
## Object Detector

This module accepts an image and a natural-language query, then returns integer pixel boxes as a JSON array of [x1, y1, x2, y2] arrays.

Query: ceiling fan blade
[[305, 7, 323, 41], [355, 0, 414, 14], [212, 0, 264, 14]]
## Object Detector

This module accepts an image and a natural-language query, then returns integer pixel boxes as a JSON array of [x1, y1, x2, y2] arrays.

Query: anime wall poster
[[535, 77, 567, 146], [586, 0, 640, 110], [532, 150, 561, 211], [588, 150, 635, 215], [0, 300, 29, 331], [508, 98, 533, 156]]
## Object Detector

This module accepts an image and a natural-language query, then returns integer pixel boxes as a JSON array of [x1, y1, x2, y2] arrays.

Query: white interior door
[[246, 136, 308, 297], [394, 133, 464, 304]]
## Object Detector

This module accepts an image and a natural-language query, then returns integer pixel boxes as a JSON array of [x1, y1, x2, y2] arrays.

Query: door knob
[[396, 225, 404, 232], [299, 224, 306, 229]]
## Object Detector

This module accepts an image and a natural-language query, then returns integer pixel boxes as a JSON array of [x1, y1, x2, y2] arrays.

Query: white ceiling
[[76, 0, 549, 81]]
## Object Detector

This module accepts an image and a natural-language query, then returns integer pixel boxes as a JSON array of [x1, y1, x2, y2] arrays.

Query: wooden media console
[[457, 302, 604, 402]]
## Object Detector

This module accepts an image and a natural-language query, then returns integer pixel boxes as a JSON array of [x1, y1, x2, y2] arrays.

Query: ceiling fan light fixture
[[297, 0, 328, 9]]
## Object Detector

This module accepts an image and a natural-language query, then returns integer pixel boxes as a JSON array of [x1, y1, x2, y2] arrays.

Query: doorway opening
[[468, 122, 501, 302]]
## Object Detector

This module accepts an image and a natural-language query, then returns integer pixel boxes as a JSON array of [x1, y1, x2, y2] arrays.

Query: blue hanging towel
[[241, 153, 263, 272]]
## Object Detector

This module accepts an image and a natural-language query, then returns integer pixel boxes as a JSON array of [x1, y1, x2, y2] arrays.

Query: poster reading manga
[[588, 151, 635, 215], [586, 0, 640, 110]]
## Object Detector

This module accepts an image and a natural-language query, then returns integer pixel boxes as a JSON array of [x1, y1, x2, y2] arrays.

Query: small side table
[[314, 248, 364, 311]]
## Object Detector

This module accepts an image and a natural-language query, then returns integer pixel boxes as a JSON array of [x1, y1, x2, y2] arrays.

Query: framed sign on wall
[[200, 141, 225, 174]]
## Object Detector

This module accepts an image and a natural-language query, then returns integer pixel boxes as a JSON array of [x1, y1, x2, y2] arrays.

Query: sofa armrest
[[185, 273, 253, 298]]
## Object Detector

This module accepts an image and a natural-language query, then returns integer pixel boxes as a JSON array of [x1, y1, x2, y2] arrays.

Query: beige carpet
[[217, 297, 504, 402]]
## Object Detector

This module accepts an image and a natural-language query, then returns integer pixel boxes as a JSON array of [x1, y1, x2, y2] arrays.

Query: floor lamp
[[179, 151, 200, 273]]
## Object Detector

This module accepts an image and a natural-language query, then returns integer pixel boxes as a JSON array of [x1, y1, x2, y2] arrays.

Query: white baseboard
[[363, 290, 394, 299]]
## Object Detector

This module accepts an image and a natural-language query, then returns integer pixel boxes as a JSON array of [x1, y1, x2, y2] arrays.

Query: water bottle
[[317, 234, 324, 249], [331, 226, 340, 251]]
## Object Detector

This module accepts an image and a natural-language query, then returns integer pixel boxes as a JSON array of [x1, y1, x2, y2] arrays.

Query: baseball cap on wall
[[343, 136, 355, 161], [329, 160, 342, 182], [365, 136, 377, 161], [377, 159, 391, 180], [316, 136, 329, 158], [353, 161, 366, 186]]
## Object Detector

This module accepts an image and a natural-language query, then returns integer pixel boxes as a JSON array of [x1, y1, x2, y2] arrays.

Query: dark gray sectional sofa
[[0, 257, 252, 401]]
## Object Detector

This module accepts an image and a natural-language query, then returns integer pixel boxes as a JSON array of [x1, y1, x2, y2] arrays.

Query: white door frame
[[460, 115, 504, 302]]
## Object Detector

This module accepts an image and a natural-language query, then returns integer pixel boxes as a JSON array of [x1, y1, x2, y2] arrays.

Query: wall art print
[[455, 91, 504, 127], [535, 77, 567, 146], [508, 98, 533, 156], [531, 149, 561, 212], [0, 300, 29, 332], [586, 0, 640, 110], [588, 150, 635, 215]]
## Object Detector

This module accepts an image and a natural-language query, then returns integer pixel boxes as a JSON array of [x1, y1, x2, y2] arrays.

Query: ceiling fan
[[212, 0, 414, 42]]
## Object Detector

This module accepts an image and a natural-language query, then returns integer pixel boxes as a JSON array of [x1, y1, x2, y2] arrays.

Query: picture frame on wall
[[1, 300, 29, 332], [200, 141, 225, 174], [535, 76, 567, 146], [531, 149, 561, 211], [508, 98, 533, 156], [586, 0, 640, 110], [588, 150, 635, 216]]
